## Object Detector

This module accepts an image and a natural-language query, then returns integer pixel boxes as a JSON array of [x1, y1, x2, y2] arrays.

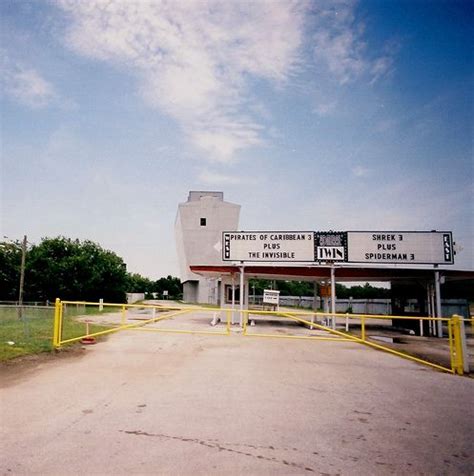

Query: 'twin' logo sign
[[316, 247, 345, 261], [314, 232, 347, 262]]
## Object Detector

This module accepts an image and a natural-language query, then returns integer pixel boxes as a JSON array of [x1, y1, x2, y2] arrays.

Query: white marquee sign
[[346, 231, 454, 265], [222, 230, 454, 265], [223, 231, 314, 262]]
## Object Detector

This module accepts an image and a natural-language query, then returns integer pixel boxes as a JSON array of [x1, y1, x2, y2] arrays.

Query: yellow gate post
[[451, 315, 464, 376], [226, 310, 231, 335], [121, 304, 126, 327], [243, 310, 248, 335], [361, 316, 366, 341], [448, 319, 455, 372], [53, 298, 61, 349]]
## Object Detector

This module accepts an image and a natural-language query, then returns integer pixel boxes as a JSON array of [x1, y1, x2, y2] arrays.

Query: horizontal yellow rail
[[61, 300, 224, 313], [276, 311, 454, 374], [58, 309, 191, 345], [56, 302, 234, 346], [244, 333, 354, 342], [60, 300, 460, 322], [277, 312, 360, 340], [246, 309, 449, 321], [358, 338, 454, 374]]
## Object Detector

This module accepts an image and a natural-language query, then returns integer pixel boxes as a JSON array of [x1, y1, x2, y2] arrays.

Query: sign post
[[330, 266, 336, 329]]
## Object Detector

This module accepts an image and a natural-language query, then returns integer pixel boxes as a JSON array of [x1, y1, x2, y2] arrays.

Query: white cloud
[[373, 118, 397, 133], [312, 1, 396, 85], [197, 169, 247, 185], [369, 55, 393, 84], [56, 0, 308, 163], [313, 29, 365, 84], [1, 52, 55, 108], [313, 100, 337, 117], [351, 165, 371, 177]]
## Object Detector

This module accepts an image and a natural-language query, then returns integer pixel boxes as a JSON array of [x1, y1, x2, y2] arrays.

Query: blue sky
[[1, 0, 472, 278]]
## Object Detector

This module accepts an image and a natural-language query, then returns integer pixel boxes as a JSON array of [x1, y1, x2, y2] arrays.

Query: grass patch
[[0, 306, 115, 362]]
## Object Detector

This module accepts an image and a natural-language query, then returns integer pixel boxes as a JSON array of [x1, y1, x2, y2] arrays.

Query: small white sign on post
[[263, 289, 280, 309]]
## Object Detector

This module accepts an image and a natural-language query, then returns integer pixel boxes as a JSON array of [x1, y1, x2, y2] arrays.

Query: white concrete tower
[[175, 191, 240, 303]]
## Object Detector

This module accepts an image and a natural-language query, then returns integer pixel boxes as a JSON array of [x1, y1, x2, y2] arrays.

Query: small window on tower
[[200, 218, 206, 226]]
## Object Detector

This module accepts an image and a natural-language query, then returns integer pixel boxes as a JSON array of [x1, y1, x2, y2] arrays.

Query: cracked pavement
[[1, 324, 473, 475]]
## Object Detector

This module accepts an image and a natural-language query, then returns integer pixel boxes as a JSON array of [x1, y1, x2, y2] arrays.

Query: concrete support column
[[219, 277, 225, 320], [426, 284, 431, 317], [430, 283, 436, 336], [313, 282, 318, 311], [434, 271, 443, 338], [231, 274, 236, 325], [330, 266, 336, 329], [239, 265, 245, 328], [426, 283, 434, 336], [311, 282, 318, 329]]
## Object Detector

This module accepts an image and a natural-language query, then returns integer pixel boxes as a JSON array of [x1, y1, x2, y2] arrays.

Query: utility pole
[[18, 235, 27, 320]]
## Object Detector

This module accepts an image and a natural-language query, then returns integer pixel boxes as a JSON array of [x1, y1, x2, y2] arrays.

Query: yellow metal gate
[[52, 299, 469, 376]]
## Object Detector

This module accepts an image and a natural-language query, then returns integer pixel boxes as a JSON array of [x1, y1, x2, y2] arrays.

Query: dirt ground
[[0, 345, 87, 389], [1, 315, 473, 475]]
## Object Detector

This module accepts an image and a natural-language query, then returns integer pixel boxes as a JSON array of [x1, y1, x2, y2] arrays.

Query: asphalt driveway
[[1, 325, 473, 475]]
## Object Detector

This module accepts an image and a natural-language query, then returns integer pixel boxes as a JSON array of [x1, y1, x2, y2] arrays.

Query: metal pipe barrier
[[242, 310, 356, 343], [53, 299, 231, 348], [53, 300, 468, 376], [241, 308, 467, 375]]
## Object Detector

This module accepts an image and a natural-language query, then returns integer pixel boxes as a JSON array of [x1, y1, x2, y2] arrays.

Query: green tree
[[247, 279, 390, 299], [155, 275, 182, 299], [0, 240, 23, 300], [248, 279, 273, 295], [276, 280, 314, 296], [25, 237, 128, 302], [126, 273, 155, 294], [340, 283, 391, 299]]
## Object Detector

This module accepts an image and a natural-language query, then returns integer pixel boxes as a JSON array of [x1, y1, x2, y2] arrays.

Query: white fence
[[126, 293, 145, 304], [249, 296, 470, 317]]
